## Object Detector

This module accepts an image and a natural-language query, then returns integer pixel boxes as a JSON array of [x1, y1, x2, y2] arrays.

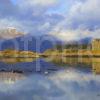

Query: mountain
[[0, 34, 58, 53], [79, 37, 92, 44], [0, 29, 92, 53], [0, 27, 25, 39]]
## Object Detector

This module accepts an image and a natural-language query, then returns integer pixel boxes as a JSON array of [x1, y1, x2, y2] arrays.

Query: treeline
[[54, 43, 91, 51]]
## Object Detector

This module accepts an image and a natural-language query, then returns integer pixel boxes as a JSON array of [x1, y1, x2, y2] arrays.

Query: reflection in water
[[0, 72, 26, 84], [0, 70, 100, 100], [0, 57, 37, 64], [92, 63, 100, 74], [92, 58, 100, 74], [44, 57, 100, 74], [0, 58, 99, 100]]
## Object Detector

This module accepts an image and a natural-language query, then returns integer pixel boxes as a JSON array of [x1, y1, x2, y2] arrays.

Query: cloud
[[50, 27, 100, 42], [16, 0, 59, 15], [0, 28, 25, 39], [0, 0, 64, 39], [0, 18, 22, 29], [69, 0, 100, 21], [0, 0, 100, 41], [49, 0, 100, 41], [17, 0, 58, 7], [0, 18, 26, 39], [0, 0, 18, 17]]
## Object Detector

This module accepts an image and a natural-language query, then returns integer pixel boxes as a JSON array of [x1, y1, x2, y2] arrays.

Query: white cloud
[[0, 18, 22, 30], [49, 0, 100, 42], [50, 29, 79, 41], [0, 0, 100, 41], [50, 28, 100, 42], [0, 18, 26, 39], [38, 22, 50, 31], [30, 0, 57, 6], [17, 0, 58, 8], [69, 0, 100, 21]]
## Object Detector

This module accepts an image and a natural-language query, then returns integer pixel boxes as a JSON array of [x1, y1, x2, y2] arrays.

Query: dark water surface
[[0, 58, 100, 100]]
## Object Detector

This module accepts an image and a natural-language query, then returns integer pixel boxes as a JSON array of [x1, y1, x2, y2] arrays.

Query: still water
[[0, 57, 100, 100]]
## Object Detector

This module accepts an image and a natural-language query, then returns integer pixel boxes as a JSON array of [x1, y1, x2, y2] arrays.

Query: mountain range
[[0, 36, 92, 53], [0, 34, 57, 53], [0, 28, 92, 53]]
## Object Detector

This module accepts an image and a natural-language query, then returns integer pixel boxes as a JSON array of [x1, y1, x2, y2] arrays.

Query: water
[[0, 57, 100, 100]]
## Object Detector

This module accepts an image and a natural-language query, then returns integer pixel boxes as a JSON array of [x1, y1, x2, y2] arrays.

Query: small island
[[0, 49, 39, 64]]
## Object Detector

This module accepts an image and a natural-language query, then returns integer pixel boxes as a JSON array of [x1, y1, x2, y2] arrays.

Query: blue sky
[[10, 0, 16, 3], [0, 0, 100, 41]]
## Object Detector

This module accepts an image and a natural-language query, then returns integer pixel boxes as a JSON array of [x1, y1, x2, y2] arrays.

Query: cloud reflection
[[0, 69, 100, 100]]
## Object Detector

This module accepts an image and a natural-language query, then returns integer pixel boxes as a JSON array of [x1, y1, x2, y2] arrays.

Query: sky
[[0, 0, 100, 41]]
